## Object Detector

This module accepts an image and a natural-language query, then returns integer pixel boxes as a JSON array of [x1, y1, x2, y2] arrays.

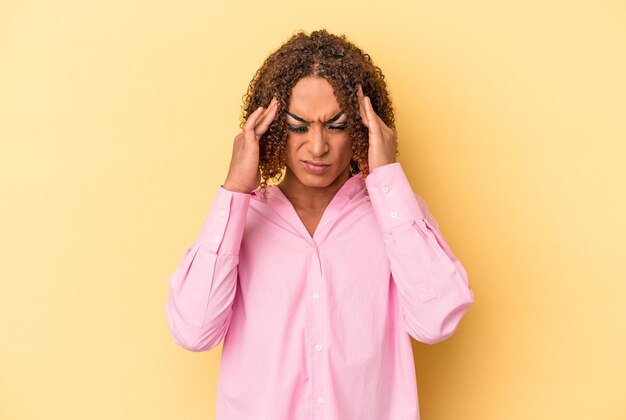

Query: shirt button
[[218, 209, 226, 217], [390, 211, 398, 218], [317, 396, 324, 404], [382, 185, 389, 193], [315, 344, 322, 351], [213, 235, 220, 242], [312, 292, 320, 300]]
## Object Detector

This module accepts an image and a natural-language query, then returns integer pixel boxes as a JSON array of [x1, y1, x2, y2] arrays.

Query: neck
[[279, 167, 351, 212]]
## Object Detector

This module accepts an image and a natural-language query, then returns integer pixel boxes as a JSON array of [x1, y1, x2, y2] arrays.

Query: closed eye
[[287, 123, 347, 133]]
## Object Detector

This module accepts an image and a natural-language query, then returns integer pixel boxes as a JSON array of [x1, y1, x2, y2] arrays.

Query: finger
[[376, 113, 390, 131], [364, 96, 379, 130], [244, 106, 264, 128], [254, 98, 279, 136], [243, 106, 266, 141], [253, 97, 277, 127], [357, 85, 368, 127], [256, 96, 278, 123], [380, 118, 397, 141]]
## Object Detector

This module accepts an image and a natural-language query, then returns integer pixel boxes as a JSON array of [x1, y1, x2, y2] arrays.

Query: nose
[[306, 124, 329, 157]]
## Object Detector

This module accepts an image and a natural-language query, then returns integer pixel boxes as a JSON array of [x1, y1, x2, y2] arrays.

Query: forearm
[[365, 162, 474, 344], [164, 186, 251, 351]]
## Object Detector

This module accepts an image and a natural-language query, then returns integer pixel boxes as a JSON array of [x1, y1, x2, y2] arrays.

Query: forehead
[[288, 77, 342, 121]]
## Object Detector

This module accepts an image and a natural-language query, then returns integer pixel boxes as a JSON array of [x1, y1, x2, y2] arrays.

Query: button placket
[[308, 248, 324, 416]]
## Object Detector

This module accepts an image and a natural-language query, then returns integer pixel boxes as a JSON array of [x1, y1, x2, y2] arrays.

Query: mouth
[[301, 160, 331, 175]]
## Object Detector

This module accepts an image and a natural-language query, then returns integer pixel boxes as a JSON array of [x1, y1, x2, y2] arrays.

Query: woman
[[165, 29, 474, 420]]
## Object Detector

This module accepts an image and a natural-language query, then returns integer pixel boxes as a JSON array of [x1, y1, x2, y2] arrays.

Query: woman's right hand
[[223, 97, 279, 194]]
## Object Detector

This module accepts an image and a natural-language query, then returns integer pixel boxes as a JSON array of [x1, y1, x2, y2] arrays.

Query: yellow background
[[1, 1, 625, 419]]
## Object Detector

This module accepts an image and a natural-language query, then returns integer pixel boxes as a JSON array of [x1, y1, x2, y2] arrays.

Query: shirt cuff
[[364, 162, 425, 233], [196, 185, 251, 254]]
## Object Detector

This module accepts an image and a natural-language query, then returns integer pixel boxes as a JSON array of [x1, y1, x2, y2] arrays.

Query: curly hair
[[239, 29, 398, 199]]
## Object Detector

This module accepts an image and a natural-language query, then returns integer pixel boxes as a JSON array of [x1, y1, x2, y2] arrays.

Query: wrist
[[222, 182, 253, 194]]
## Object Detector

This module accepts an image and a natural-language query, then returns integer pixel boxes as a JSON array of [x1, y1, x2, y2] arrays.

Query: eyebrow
[[286, 110, 345, 124]]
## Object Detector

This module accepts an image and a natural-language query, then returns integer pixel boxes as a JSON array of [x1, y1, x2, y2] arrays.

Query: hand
[[223, 97, 279, 193], [357, 84, 397, 172]]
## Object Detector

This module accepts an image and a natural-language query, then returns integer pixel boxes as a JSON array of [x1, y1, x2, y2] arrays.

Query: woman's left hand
[[357, 84, 397, 172]]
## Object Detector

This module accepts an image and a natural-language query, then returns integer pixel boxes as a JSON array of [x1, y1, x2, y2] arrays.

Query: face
[[282, 76, 352, 190]]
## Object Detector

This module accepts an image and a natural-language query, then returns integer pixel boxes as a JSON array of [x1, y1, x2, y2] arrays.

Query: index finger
[[254, 97, 280, 135], [243, 106, 266, 139]]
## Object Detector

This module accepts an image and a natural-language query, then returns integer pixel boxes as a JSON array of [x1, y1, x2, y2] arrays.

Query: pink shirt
[[165, 162, 474, 420]]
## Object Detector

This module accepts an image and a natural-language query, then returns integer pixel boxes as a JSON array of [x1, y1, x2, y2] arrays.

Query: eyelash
[[287, 123, 348, 133]]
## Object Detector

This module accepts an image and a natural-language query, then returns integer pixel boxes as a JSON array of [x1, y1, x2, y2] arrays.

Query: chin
[[290, 169, 337, 187], [300, 173, 335, 187]]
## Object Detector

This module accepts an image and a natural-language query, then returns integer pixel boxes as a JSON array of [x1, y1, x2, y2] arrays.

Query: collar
[[249, 174, 367, 245]]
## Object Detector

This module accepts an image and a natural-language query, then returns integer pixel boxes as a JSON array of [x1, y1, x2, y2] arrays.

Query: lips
[[301, 160, 331, 174]]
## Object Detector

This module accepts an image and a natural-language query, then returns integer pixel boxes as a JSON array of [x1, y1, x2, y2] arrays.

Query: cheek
[[284, 138, 302, 161], [339, 137, 353, 158]]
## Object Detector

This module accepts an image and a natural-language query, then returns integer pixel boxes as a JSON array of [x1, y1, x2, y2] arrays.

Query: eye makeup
[[286, 110, 344, 124], [285, 110, 348, 133], [287, 123, 348, 133]]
